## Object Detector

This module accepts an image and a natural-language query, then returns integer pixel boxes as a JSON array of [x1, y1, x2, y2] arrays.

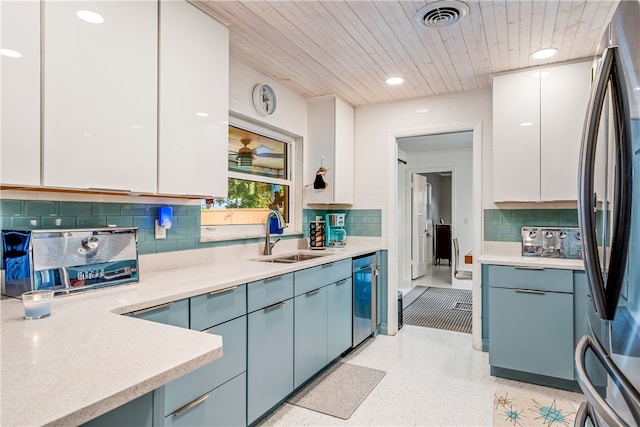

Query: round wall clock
[[252, 83, 277, 116]]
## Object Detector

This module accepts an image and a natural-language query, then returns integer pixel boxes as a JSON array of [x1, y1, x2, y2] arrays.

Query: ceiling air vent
[[414, 0, 469, 29]]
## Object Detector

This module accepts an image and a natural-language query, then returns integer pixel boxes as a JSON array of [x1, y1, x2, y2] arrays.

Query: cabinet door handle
[[131, 301, 173, 316], [173, 393, 209, 418], [515, 289, 545, 295], [209, 286, 238, 296], [306, 289, 320, 296], [264, 301, 285, 311], [514, 266, 545, 271]]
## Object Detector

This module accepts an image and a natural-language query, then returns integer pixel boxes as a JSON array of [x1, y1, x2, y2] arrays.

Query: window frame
[[200, 115, 301, 242]]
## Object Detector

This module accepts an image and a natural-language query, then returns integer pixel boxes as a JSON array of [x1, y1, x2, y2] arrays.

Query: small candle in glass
[[22, 290, 54, 320]]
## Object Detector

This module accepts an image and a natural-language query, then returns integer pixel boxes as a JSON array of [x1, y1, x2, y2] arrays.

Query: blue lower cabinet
[[82, 392, 153, 427], [247, 299, 294, 424], [327, 278, 353, 360], [190, 284, 246, 331], [489, 287, 574, 380], [164, 373, 246, 427], [294, 287, 328, 388], [129, 299, 189, 329], [164, 315, 247, 416]]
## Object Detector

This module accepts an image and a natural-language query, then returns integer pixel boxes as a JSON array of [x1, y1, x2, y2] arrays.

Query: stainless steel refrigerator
[[575, 0, 640, 425]]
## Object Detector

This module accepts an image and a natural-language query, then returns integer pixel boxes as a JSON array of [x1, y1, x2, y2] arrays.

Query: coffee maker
[[325, 213, 347, 248]]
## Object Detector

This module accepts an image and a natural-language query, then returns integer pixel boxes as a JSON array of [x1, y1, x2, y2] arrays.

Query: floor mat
[[286, 362, 386, 420], [403, 287, 472, 333], [493, 389, 579, 426]]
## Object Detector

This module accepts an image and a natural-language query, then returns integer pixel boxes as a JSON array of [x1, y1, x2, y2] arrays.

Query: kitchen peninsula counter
[[0, 245, 382, 427]]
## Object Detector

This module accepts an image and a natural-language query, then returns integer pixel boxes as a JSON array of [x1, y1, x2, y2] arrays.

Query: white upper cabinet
[[492, 69, 541, 202], [158, 1, 229, 197], [306, 95, 354, 204], [1, 1, 41, 186], [493, 61, 592, 202], [43, 0, 158, 193], [540, 61, 592, 201]]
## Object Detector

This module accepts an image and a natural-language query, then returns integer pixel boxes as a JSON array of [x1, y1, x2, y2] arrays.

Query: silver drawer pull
[[131, 301, 174, 316], [335, 279, 348, 286], [264, 301, 285, 311], [515, 289, 545, 295], [264, 275, 285, 282], [209, 286, 238, 296], [306, 289, 320, 296], [173, 393, 209, 417], [514, 266, 545, 270]]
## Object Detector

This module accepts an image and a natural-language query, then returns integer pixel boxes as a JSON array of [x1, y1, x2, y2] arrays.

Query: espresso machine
[[325, 213, 347, 248]]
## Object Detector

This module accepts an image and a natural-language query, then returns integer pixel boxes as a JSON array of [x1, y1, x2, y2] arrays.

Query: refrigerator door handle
[[575, 335, 640, 426], [578, 45, 633, 320], [576, 402, 603, 427]]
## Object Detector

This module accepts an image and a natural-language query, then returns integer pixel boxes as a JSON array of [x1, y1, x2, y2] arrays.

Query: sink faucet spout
[[263, 209, 284, 255]]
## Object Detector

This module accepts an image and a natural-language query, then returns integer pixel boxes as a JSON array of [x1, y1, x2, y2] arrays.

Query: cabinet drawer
[[247, 273, 293, 312], [489, 287, 574, 380], [487, 265, 573, 293], [164, 315, 246, 416], [294, 259, 351, 295], [190, 284, 246, 331], [165, 372, 246, 427], [129, 299, 189, 329]]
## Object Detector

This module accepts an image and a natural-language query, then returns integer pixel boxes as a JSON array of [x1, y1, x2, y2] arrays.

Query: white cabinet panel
[[540, 61, 592, 201], [43, 1, 157, 192], [492, 70, 541, 202], [306, 95, 354, 204], [159, 1, 229, 197], [493, 61, 592, 202], [1, 1, 41, 186]]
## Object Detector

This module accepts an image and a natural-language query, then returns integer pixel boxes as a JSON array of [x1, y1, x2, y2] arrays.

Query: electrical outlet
[[155, 219, 167, 239]]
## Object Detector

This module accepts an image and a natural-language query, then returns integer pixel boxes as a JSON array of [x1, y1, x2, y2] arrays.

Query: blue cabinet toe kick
[[490, 366, 582, 393]]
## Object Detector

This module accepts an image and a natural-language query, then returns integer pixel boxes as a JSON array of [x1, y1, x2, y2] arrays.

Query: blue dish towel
[[269, 210, 285, 234]]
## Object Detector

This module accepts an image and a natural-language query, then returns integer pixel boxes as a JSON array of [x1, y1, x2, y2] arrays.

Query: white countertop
[[478, 253, 585, 270], [479, 242, 585, 270], [1, 245, 382, 427]]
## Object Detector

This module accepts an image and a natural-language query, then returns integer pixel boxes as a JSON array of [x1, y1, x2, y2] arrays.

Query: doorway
[[396, 131, 473, 302]]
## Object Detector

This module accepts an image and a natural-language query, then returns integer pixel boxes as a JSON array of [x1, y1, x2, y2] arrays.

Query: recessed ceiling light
[[77, 10, 104, 24], [0, 48, 22, 58], [531, 48, 559, 60], [386, 77, 404, 85], [196, 112, 209, 117], [520, 122, 534, 127]]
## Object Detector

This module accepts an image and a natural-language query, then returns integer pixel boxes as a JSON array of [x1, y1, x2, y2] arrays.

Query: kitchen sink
[[257, 253, 327, 263]]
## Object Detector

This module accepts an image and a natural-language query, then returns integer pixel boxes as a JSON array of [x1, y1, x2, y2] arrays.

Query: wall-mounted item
[[313, 166, 328, 189], [252, 83, 277, 116]]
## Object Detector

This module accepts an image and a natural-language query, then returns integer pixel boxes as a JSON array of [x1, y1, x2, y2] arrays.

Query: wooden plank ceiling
[[197, 0, 619, 107]]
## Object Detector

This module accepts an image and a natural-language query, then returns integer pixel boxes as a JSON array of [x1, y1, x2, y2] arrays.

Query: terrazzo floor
[[258, 326, 585, 426]]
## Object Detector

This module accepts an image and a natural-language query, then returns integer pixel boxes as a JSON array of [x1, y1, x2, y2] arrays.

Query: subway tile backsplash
[[302, 209, 382, 238], [0, 199, 381, 255], [484, 208, 605, 245]]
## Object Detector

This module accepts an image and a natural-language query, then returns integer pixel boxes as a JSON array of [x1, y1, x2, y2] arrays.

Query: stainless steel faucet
[[263, 210, 282, 255]]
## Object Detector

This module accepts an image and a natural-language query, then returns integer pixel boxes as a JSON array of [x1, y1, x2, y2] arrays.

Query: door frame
[[388, 121, 483, 351]]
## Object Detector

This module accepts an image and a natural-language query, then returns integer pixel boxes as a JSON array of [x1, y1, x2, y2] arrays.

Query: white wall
[[229, 57, 307, 139], [353, 88, 492, 350]]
